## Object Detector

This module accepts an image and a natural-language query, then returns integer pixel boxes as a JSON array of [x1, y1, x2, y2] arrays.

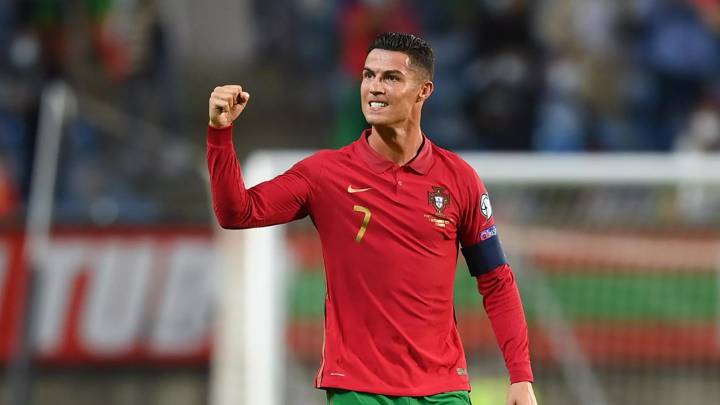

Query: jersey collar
[[355, 129, 434, 175]]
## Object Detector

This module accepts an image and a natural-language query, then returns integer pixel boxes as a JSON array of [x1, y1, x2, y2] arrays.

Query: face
[[360, 49, 432, 127]]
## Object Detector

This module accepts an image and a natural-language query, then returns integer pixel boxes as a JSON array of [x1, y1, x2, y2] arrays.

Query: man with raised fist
[[207, 32, 536, 405]]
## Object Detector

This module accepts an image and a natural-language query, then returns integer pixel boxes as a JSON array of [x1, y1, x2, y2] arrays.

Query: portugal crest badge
[[428, 186, 450, 215]]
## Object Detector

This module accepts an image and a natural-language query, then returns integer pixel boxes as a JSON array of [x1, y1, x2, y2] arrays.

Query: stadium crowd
[[0, 0, 718, 225]]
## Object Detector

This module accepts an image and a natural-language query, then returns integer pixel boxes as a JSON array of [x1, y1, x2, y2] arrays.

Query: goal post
[[210, 151, 720, 405], [210, 151, 312, 405]]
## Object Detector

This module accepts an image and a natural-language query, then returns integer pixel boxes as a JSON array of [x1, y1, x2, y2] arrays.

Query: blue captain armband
[[461, 230, 508, 277]]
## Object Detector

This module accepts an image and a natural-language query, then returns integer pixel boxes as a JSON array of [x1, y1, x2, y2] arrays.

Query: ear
[[416, 80, 434, 102]]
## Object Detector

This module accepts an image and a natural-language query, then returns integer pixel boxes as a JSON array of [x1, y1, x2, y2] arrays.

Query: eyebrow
[[362, 67, 406, 76]]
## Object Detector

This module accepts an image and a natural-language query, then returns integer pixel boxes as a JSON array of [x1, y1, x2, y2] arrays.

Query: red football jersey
[[207, 126, 532, 396]]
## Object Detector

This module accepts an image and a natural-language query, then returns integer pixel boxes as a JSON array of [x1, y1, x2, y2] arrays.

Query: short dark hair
[[368, 32, 434, 80]]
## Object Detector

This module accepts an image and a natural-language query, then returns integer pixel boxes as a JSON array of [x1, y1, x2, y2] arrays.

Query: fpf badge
[[428, 186, 450, 216]]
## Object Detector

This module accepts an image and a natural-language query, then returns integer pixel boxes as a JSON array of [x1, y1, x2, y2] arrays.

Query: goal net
[[210, 152, 720, 405]]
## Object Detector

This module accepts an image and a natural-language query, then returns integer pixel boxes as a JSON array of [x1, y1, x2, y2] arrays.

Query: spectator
[[332, 0, 422, 147], [463, 0, 543, 150], [635, 0, 720, 150]]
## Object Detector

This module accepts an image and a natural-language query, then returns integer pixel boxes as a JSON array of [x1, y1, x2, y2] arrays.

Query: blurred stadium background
[[0, 0, 719, 405]]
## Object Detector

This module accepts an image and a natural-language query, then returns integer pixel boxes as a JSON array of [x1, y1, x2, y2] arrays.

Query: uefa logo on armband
[[480, 225, 497, 241]]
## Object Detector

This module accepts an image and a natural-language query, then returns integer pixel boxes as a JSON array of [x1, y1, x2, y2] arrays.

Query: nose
[[367, 77, 384, 96]]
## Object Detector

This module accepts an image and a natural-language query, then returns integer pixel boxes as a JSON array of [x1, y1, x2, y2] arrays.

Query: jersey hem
[[316, 381, 471, 397]]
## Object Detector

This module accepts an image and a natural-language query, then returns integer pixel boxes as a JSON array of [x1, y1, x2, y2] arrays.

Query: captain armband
[[461, 226, 508, 277]]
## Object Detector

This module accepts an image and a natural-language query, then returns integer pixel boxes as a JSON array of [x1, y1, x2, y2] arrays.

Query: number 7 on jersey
[[353, 205, 372, 243]]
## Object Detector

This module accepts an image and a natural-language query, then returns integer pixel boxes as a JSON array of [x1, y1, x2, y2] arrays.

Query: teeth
[[370, 102, 387, 108]]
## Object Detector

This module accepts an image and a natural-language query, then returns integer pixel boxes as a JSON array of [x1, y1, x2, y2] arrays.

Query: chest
[[311, 162, 463, 248]]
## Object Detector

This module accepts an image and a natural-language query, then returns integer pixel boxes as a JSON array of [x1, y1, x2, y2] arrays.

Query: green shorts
[[325, 389, 472, 405]]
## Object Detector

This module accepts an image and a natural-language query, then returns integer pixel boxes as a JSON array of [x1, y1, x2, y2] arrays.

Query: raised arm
[[207, 85, 314, 229]]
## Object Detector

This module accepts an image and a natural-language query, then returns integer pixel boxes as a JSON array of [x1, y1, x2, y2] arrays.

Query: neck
[[367, 123, 424, 166]]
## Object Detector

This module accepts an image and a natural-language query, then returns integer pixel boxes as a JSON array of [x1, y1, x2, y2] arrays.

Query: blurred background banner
[[0, 0, 719, 404], [0, 230, 215, 365]]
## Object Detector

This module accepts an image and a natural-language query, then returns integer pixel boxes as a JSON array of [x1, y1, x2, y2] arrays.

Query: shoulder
[[431, 144, 482, 184], [297, 149, 337, 166], [301, 142, 359, 165], [292, 148, 346, 178]]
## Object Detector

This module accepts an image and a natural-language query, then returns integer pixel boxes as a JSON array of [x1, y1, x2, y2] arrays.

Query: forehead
[[364, 49, 413, 73]]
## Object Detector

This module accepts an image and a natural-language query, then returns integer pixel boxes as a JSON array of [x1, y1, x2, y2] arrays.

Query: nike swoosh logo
[[347, 185, 372, 193]]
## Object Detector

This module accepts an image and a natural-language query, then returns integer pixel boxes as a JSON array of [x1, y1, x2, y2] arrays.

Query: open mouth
[[368, 101, 388, 111]]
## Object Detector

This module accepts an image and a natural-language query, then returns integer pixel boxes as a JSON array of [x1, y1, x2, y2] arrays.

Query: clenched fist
[[209, 85, 250, 128]]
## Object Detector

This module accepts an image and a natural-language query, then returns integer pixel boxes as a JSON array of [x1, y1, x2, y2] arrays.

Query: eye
[[386, 75, 399, 82], [362, 71, 373, 79]]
